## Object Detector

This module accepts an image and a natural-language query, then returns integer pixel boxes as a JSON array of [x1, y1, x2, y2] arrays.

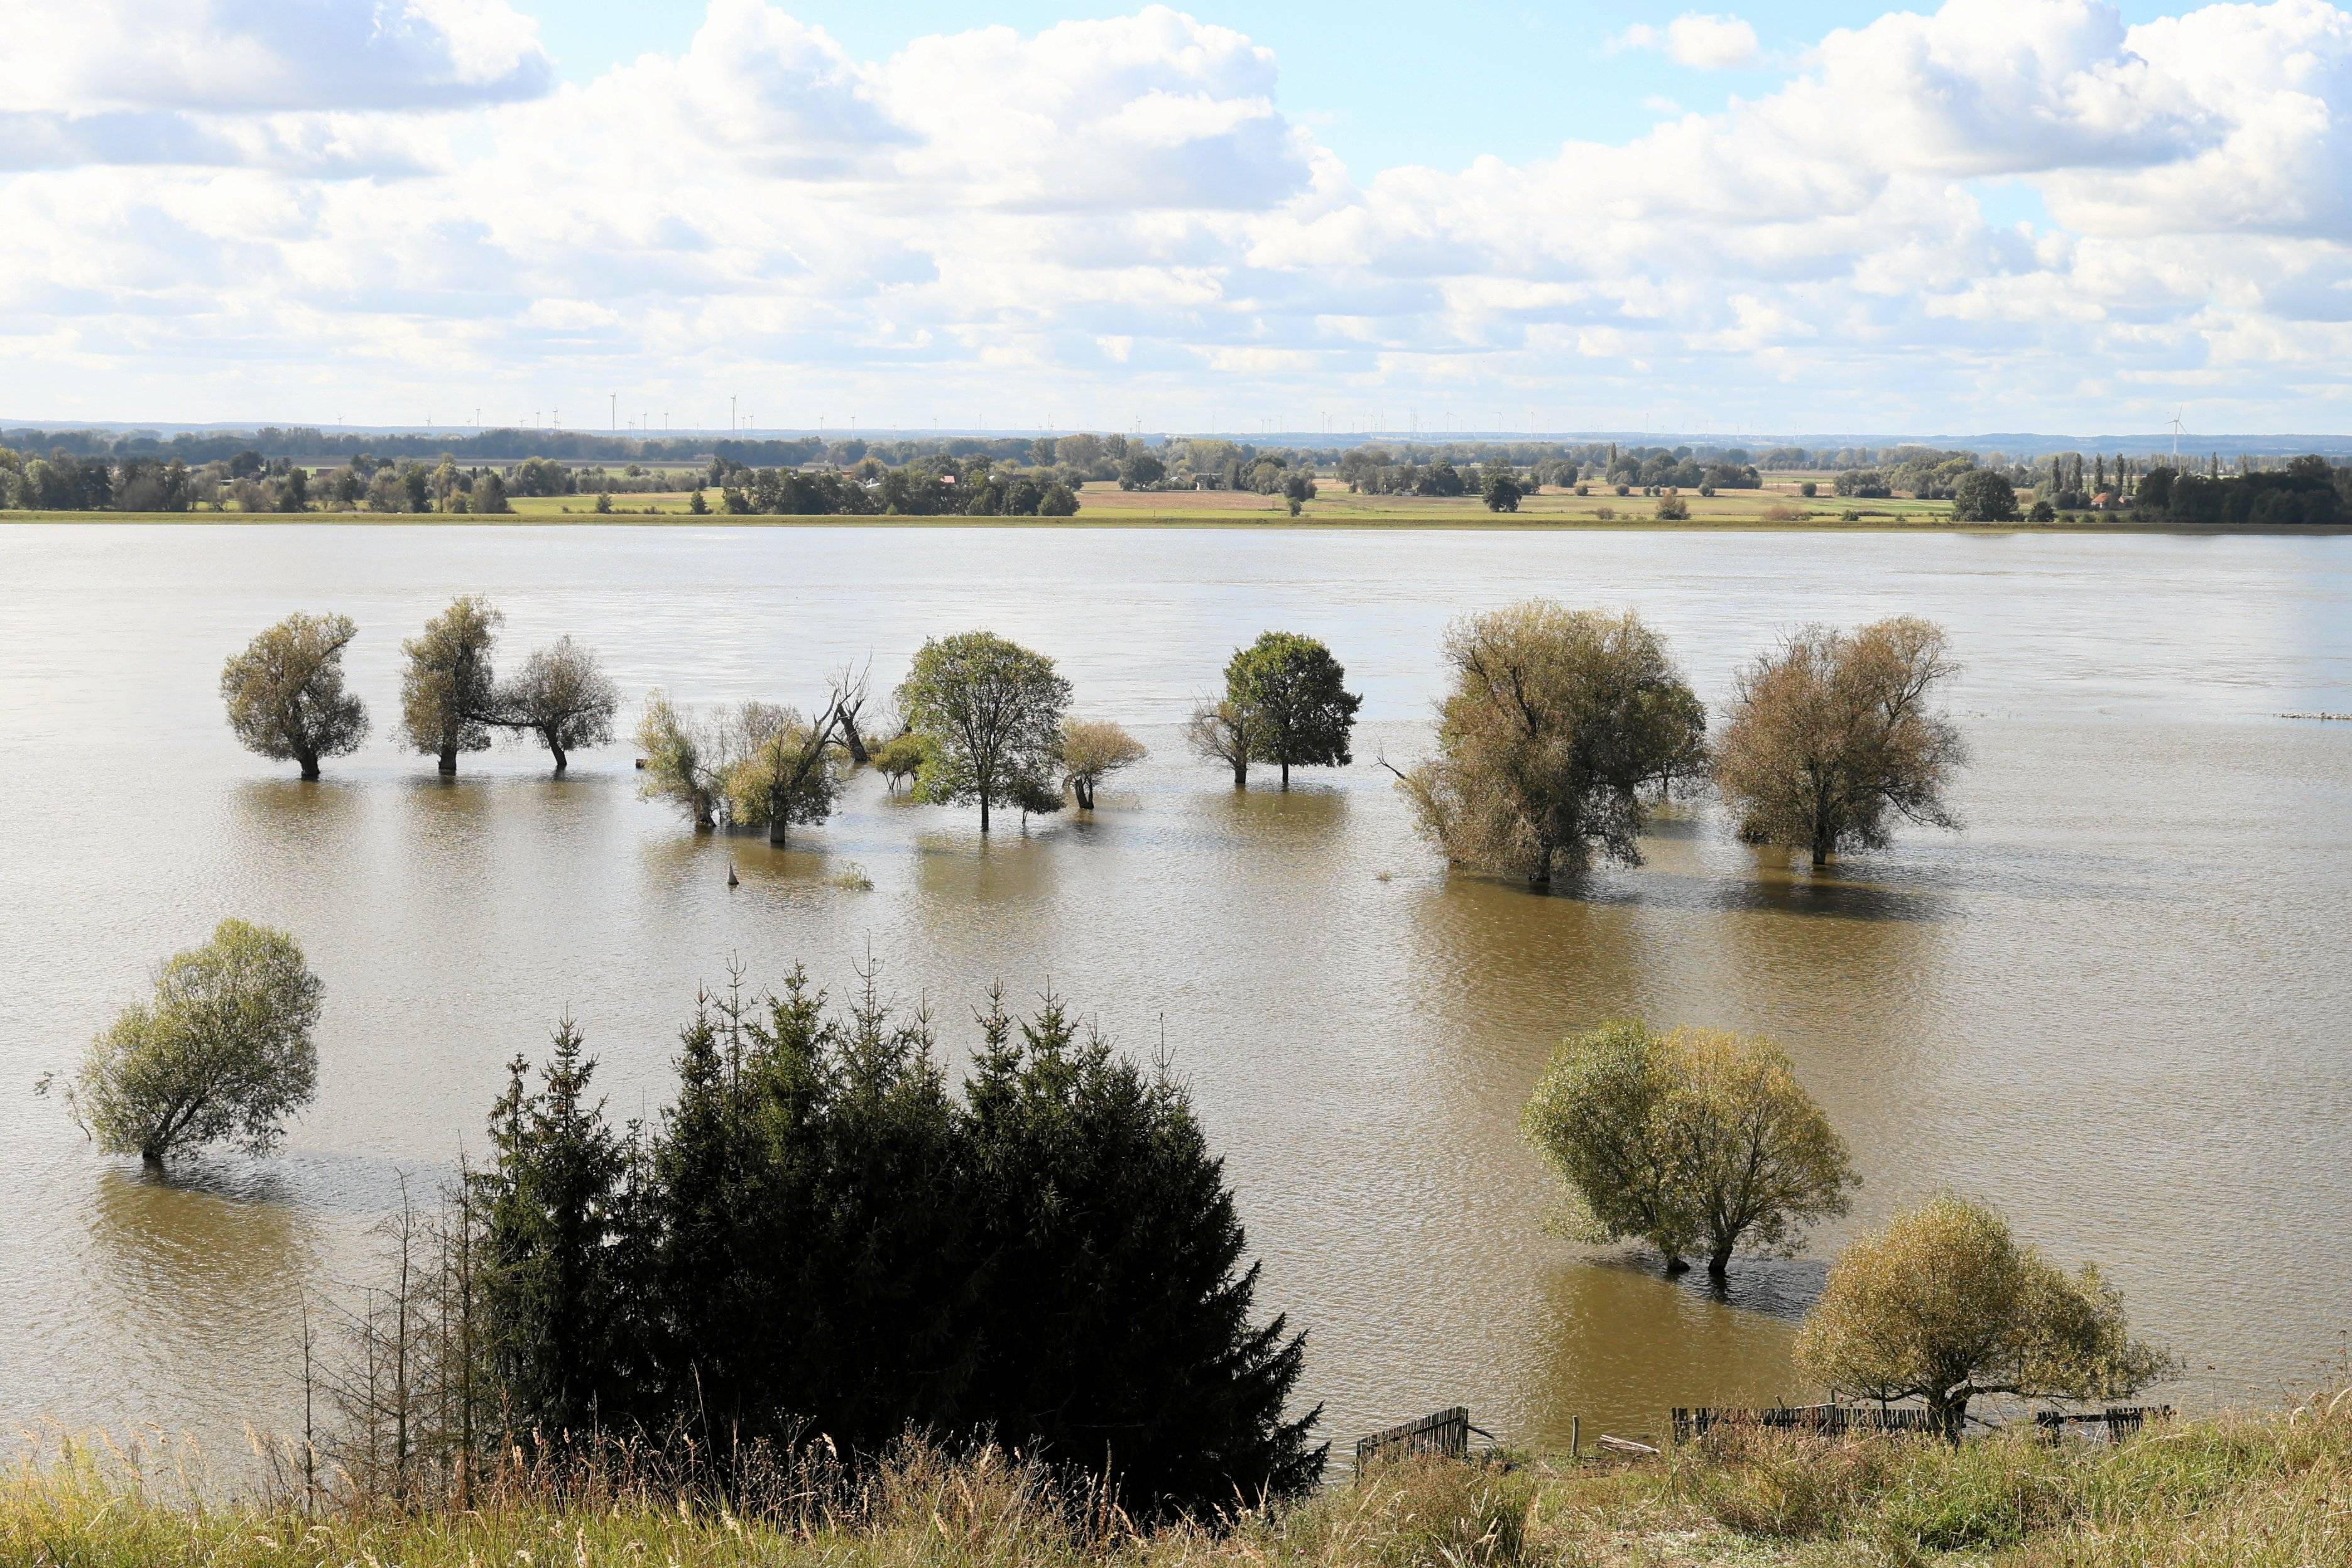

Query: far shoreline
[[7, 509, 2349, 536]]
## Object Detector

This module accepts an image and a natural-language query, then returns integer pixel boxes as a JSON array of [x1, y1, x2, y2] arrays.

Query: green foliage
[[1522, 1021, 1855, 1275], [1714, 616, 1966, 867], [636, 689, 724, 830], [472, 969, 1323, 1518], [1795, 1195, 2175, 1429], [1393, 602, 1707, 886], [218, 611, 369, 778], [399, 595, 502, 773], [1224, 631, 1362, 789], [49, 919, 322, 1162], [871, 732, 932, 793], [476, 1021, 650, 1435], [1654, 494, 1689, 521], [1481, 465, 1523, 512], [495, 634, 616, 773], [721, 702, 843, 843], [1060, 717, 1146, 808], [1953, 469, 2020, 521], [897, 631, 1072, 832]]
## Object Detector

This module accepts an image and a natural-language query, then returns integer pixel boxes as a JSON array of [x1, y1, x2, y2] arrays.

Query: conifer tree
[[960, 989, 1324, 1516], [477, 1021, 645, 1435]]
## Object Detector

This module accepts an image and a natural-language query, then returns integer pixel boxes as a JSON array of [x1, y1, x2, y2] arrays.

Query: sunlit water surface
[[2, 524, 2348, 1462]]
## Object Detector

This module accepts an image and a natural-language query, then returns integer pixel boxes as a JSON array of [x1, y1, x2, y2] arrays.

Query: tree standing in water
[[1714, 616, 1966, 868], [1523, 1021, 1856, 1278], [896, 631, 1071, 834], [1184, 696, 1255, 787], [496, 636, 617, 775], [637, 690, 728, 830], [1390, 602, 1706, 887], [219, 611, 369, 779], [1796, 1195, 2172, 1435], [400, 596, 501, 775], [1226, 631, 1361, 790], [1060, 717, 1146, 809], [46, 919, 324, 1164]]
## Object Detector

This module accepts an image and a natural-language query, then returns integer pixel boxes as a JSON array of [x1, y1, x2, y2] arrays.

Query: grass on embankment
[[9, 1391, 2351, 1568]]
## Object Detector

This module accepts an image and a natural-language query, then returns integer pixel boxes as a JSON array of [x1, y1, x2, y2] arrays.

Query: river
[[2, 523, 2347, 1463]]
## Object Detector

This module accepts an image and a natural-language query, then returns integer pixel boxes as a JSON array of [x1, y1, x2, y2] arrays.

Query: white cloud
[[12, 0, 2352, 431], [14, 0, 552, 113], [1618, 14, 1762, 70]]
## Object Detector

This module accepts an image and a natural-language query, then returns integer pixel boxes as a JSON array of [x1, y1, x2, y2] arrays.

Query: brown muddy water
[[1, 524, 2348, 1464]]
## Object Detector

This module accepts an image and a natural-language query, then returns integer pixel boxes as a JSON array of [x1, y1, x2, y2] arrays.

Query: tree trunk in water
[[1280, 758, 1291, 790], [768, 814, 787, 846], [1075, 779, 1094, 810], [1231, 756, 1247, 788], [979, 792, 991, 834], [1811, 823, 1834, 868], [694, 793, 716, 833], [438, 743, 458, 776], [840, 710, 869, 765], [549, 739, 568, 776], [1707, 1241, 1736, 1279], [141, 1146, 165, 1167], [1663, 1253, 1689, 1275], [298, 754, 321, 781]]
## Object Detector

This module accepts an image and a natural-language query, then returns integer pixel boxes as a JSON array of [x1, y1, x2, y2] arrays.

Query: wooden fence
[[1355, 1407, 1471, 1470], [1674, 1405, 2176, 1446], [2034, 1407, 2172, 1442], [1672, 1404, 1951, 1444]]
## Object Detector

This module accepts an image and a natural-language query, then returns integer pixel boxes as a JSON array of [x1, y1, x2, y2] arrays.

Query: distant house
[[797, 461, 837, 475], [2092, 491, 2124, 510]]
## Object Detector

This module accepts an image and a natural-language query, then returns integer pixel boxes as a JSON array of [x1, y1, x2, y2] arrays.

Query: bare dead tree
[[832, 656, 876, 765]]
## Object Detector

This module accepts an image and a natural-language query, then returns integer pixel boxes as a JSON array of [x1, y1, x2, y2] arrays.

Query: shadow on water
[[1583, 1246, 1832, 1324]]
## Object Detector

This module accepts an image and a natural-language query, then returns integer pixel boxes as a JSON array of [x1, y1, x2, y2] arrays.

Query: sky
[[8, 0, 2352, 435]]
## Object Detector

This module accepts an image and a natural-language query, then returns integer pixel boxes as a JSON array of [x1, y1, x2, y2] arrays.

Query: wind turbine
[[2168, 409, 2188, 459]]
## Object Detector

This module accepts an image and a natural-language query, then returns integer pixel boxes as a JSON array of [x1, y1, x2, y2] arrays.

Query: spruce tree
[[477, 1022, 645, 1435], [960, 989, 1324, 1517]]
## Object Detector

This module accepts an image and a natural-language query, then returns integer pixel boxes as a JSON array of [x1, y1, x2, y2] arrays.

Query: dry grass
[[9, 1393, 2352, 1568]]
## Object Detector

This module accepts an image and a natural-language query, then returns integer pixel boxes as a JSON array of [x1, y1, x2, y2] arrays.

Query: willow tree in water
[[400, 595, 501, 775], [1390, 602, 1706, 887], [495, 636, 617, 775], [219, 611, 369, 778], [1714, 616, 1966, 867]]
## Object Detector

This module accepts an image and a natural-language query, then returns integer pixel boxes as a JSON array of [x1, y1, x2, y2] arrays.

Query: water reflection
[[80, 1159, 321, 1430], [1522, 1255, 1804, 1447]]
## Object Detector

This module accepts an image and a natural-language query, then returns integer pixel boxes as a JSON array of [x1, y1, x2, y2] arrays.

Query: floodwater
[[2, 523, 2349, 1463]]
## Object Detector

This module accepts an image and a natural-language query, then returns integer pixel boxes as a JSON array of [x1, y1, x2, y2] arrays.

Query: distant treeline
[[0, 444, 1082, 517]]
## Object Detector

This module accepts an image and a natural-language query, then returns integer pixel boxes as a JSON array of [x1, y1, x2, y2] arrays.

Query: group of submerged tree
[[222, 597, 1968, 879], [48, 922, 2172, 1513], [1522, 1018, 2172, 1432]]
